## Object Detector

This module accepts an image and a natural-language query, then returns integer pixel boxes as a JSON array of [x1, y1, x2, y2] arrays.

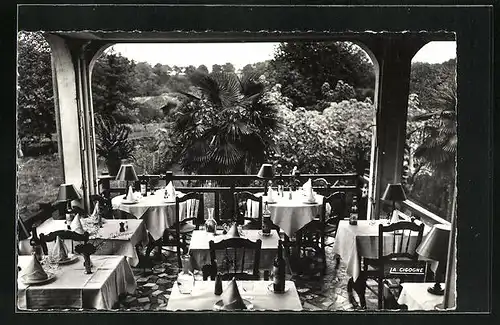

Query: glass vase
[[204, 208, 217, 233]]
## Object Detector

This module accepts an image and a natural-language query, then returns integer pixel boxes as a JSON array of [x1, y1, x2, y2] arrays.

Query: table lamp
[[116, 164, 139, 191], [57, 183, 82, 229], [416, 223, 451, 296], [257, 163, 274, 196], [381, 183, 407, 222]]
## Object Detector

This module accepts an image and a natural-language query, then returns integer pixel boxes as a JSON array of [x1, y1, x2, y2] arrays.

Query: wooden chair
[[311, 178, 331, 196], [163, 192, 204, 268], [39, 230, 90, 255], [358, 221, 425, 309], [209, 237, 262, 280], [233, 191, 262, 230]]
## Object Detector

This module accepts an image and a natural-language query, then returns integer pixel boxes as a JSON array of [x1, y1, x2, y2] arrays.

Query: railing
[[358, 174, 451, 227], [98, 171, 366, 222]]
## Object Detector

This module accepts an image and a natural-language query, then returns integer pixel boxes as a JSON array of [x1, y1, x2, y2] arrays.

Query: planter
[[106, 158, 122, 176]]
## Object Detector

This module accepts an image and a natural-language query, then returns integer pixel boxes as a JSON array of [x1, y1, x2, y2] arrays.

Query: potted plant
[[95, 116, 134, 176]]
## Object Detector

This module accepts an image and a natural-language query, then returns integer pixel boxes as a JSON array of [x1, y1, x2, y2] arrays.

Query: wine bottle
[[262, 202, 271, 236], [30, 227, 43, 261], [140, 176, 148, 197], [273, 240, 286, 293]]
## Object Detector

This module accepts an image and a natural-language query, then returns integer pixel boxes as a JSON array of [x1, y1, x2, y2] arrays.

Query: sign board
[[384, 260, 427, 279]]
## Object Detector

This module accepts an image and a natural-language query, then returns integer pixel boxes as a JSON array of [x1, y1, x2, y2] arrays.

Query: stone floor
[[114, 245, 380, 311]]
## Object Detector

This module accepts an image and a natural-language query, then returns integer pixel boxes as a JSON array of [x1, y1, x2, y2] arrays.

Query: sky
[[110, 41, 456, 70]]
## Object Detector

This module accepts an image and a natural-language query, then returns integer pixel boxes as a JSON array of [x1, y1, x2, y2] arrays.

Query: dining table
[[32, 217, 148, 267], [111, 190, 194, 241], [332, 219, 435, 304], [166, 280, 302, 311], [189, 229, 280, 271], [397, 282, 445, 310], [248, 191, 324, 238], [17, 255, 136, 310]]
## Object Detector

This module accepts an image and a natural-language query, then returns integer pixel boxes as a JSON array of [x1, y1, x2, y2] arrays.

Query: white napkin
[[302, 178, 312, 192], [390, 210, 400, 224], [126, 186, 134, 201], [221, 278, 247, 310], [267, 187, 275, 202], [307, 187, 315, 202], [70, 214, 84, 234], [90, 201, 99, 218], [165, 181, 176, 198], [23, 254, 48, 281], [49, 236, 68, 262]]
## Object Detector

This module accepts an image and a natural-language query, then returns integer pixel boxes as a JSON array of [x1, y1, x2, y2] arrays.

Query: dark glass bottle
[[30, 227, 43, 261], [140, 176, 148, 197], [262, 202, 271, 236], [272, 240, 286, 293], [214, 273, 223, 295]]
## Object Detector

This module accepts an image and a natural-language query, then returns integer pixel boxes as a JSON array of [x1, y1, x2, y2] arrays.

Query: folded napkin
[[49, 236, 69, 262], [166, 181, 176, 198], [90, 201, 99, 219], [126, 185, 134, 201], [226, 223, 241, 238], [302, 178, 312, 191], [267, 187, 275, 202], [390, 210, 400, 224], [70, 214, 85, 235], [23, 254, 48, 281], [221, 278, 247, 310]]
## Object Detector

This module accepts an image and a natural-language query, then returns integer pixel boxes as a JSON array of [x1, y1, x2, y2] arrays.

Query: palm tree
[[172, 71, 281, 175], [411, 65, 457, 218], [170, 71, 281, 220]]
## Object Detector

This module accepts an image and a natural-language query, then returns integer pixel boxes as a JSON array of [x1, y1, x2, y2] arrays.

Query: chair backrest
[[378, 221, 424, 261], [39, 230, 90, 255], [209, 237, 262, 280], [175, 192, 204, 226], [321, 191, 348, 224], [312, 178, 331, 196], [233, 191, 262, 225]]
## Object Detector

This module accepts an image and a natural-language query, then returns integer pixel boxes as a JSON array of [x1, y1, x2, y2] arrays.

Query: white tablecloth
[[332, 220, 433, 282], [189, 230, 279, 271], [32, 218, 148, 267], [397, 282, 445, 310], [166, 280, 302, 311], [112, 191, 195, 241], [248, 191, 323, 237], [17, 255, 136, 310]]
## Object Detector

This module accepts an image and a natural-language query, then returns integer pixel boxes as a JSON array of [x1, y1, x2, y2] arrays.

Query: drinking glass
[[239, 281, 254, 301]]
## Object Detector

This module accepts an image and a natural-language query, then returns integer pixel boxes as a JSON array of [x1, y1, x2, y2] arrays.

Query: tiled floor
[[115, 246, 379, 311]]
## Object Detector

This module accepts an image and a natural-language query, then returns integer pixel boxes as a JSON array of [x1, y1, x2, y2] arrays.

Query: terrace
[[17, 28, 461, 311]]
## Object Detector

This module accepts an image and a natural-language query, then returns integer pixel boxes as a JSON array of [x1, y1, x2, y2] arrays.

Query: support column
[[45, 34, 83, 196], [45, 34, 110, 212], [364, 37, 428, 220]]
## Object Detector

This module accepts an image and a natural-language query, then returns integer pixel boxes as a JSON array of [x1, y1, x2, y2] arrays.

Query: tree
[[212, 64, 222, 74], [132, 61, 162, 96], [170, 71, 281, 175], [406, 60, 457, 219], [17, 32, 55, 147], [197, 65, 209, 74], [269, 41, 375, 108], [92, 51, 137, 123], [222, 62, 235, 73]]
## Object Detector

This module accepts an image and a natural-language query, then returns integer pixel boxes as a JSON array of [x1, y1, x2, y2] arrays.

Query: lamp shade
[[416, 224, 451, 262], [381, 183, 407, 202], [115, 164, 139, 181], [56, 184, 82, 202], [257, 164, 274, 179]]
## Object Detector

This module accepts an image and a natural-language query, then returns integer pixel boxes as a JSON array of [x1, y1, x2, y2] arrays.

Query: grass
[[17, 153, 63, 221]]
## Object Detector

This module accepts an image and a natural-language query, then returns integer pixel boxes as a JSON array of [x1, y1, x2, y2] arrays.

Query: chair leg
[[356, 277, 367, 309], [378, 278, 384, 309]]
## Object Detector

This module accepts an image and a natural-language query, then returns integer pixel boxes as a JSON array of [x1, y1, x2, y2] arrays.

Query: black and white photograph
[[14, 4, 491, 315]]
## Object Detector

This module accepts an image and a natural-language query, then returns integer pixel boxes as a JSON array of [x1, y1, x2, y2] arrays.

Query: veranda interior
[[24, 31, 457, 309]]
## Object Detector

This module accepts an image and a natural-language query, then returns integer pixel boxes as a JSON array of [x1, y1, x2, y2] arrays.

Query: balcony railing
[[98, 171, 366, 222]]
